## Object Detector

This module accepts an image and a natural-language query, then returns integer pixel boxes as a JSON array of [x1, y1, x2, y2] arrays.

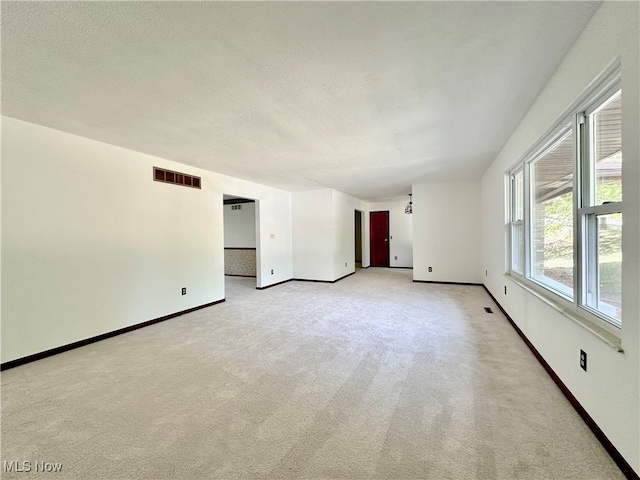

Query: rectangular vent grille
[[484, 307, 494, 314], [154, 167, 201, 189]]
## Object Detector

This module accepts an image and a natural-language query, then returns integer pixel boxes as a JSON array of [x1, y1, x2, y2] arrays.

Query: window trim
[[504, 273, 623, 352], [506, 62, 622, 339], [508, 167, 524, 276]]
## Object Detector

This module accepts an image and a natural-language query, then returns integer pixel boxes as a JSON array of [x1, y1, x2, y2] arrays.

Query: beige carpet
[[1, 268, 624, 479]]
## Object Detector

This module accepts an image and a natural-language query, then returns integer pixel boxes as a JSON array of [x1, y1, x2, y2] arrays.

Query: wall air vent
[[153, 167, 201, 189]]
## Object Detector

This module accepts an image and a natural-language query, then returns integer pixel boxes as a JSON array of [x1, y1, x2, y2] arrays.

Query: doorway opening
[[355, 210, 364, 270], [223, 195, 260, 295], [370, 211, 390, 267]]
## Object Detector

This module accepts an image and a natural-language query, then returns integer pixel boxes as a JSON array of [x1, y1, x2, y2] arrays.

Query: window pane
[[512, 224, 524, 274], [514, 170, 523, 221], [530, 131, 574, 296], [586, 213, 622, 323], [592, 91, 622, 205]]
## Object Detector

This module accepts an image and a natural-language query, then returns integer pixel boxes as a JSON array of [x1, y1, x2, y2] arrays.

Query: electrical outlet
[[271, 269, 274, 275], [181, 287, 186, 295], [428, 267, 432, 272], [580, 350, 587, 371], [504, 286, 507, 294]]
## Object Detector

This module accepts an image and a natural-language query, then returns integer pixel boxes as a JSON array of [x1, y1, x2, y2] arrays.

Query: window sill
[[504, 274, 623, 353]]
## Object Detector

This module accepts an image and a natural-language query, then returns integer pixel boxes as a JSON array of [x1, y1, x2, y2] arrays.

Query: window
[[580, 90, 622, 324], [510, 168, 524, 275], [507, 66, 622, 329], [530, 129, 574, 297]]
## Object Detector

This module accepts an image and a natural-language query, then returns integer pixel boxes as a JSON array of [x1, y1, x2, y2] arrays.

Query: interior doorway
[[223, 195, 259, 291], [370, 211, 390, 267], [355, 210, 364, 270]]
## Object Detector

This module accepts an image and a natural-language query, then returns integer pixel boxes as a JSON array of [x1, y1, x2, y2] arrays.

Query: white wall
[[292, 188, 369, 281], [223, 202, 256, 248], [332, 190, 354, 279], [412, 181, 482, 283], [1, 117, 293, 363], [481, 2, 639, 473], [368, 200, 413, 268], [332, 189, 371, 277], [292, 189, 334, 281]]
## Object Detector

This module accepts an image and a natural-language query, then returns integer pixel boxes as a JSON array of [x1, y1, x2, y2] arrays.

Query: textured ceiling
[[1, 1, 600, 201]]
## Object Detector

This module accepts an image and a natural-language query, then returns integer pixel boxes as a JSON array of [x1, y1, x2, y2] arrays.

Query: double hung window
[[508, 67, 622, 329], [580, 90, 622, 323]]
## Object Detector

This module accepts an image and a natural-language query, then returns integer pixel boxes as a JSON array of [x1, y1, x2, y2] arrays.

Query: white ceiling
[[1, 1, 600, 201]]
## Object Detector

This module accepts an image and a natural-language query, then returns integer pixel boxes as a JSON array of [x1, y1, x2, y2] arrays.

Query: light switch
[[270, 234, 276, 239]]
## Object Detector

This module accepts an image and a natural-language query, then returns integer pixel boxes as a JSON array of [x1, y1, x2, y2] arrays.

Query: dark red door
[[370, 211, 389, 267]]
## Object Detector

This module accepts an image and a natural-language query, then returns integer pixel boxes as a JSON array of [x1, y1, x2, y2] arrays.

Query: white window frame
[[578, 88, 622, 326], [506, 63, 622, 336], [509, 167, 524, 276]]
